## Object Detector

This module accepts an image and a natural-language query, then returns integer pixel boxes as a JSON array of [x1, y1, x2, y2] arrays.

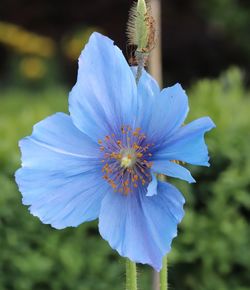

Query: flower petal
[[16, 168, 109, 229], [147, 83, 189, 143], [152, 160, 195, 183], [18, 113, 100, 172], [146, 173, 158, 196], [131, 67, 160, 131], [154, 117, 215, 166], [69, 32, 137, 142], [15, 113, 108, 229], [98, 182, 185, 271]]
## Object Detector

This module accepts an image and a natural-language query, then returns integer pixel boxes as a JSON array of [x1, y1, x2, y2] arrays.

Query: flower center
[[120, 148, 137, 168], [98, 125, 153, 195]]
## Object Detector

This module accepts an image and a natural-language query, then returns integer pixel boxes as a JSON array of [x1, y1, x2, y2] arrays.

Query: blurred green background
[[0, 0, 250, 290]]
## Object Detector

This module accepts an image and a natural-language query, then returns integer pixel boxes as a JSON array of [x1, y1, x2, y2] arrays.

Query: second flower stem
[[126, 258, 137, 290], [160, 255, 168, 290]]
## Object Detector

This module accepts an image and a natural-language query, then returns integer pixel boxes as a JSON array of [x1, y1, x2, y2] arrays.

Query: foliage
[[0, 68, 250, 289], [169, 67, 250, 290]]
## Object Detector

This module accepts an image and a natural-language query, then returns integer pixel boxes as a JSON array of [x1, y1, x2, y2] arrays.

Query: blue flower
[[15, 32, 215, 271]]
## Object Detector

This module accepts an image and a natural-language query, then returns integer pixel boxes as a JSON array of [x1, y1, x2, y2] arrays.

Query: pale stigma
[[120, 149, 137, 168]]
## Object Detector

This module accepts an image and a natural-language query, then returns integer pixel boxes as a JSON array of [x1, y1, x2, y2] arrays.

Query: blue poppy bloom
[[15, 32, 215, 271]]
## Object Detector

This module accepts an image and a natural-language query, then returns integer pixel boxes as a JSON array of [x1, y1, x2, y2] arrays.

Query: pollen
[[98, 124, 154, 195]]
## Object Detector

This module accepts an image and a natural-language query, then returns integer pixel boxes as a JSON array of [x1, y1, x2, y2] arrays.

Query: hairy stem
[[160, 256, 168, 290], [126, 259, 137, 290], [135, 51, 148, 84]]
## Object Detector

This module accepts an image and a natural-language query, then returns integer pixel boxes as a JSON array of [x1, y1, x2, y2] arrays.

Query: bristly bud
[[127, 0, 156, 83], [127, 0, 156, 53]]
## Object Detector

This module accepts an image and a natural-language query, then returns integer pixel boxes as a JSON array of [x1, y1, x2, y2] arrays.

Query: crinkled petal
[[147, 84, 189, 143], [15, 113, 108, 229], [154, 117, 215, 166], [69, 32, 137, 142], [98, 181, 185, 271], [152, 160, 195, 183]]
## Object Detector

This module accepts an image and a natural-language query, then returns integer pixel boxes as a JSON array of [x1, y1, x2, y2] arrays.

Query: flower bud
[[127, 0, 155, 53]]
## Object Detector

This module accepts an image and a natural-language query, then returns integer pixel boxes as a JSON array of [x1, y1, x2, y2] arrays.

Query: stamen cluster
[[99, 125, 153, 195]]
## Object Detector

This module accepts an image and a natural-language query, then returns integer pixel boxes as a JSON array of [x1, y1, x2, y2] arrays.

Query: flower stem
[[126, 258, 137, 290], [160, 256, 168, 290], [135, 51, 148, 84], [136, 63, 143, 84]]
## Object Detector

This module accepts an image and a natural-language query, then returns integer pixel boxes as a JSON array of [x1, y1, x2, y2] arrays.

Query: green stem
[[160, 256, 168, 290], [126, 259, 130, 290], [126, 258, 137, 290]]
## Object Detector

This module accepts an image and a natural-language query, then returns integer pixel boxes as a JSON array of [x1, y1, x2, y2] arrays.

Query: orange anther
[[133, 143, 140, 150]]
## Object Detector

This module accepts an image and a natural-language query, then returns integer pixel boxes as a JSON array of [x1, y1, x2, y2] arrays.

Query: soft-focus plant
[[0, 22, 55, 57], [170, 67, 250, 290]]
